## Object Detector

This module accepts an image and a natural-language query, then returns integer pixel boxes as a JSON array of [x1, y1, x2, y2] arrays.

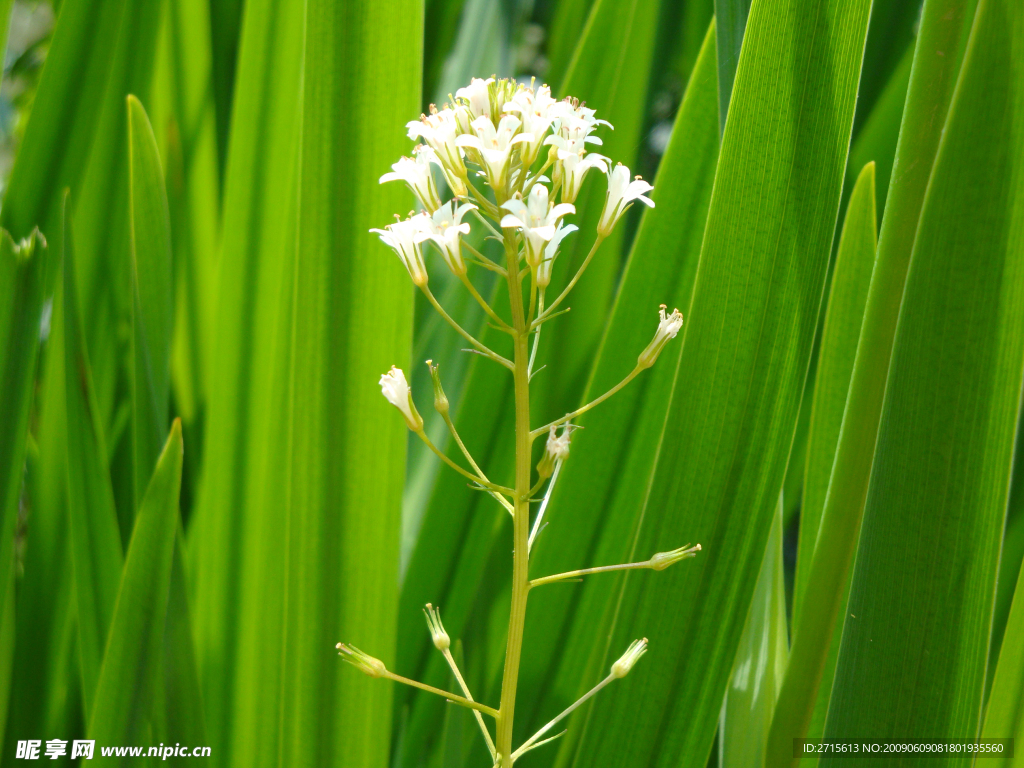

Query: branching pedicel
[[339, 76, 701, 767]]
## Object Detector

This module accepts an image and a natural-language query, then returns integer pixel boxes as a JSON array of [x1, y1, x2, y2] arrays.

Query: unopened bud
[[649, 543, 701, 571], [536, 424, 572, 479], [380, 366, 423, 431], [611, 638, 648, 679], [426, 360, 449, 416], [638, 305, 683, 368], [337, 643, 387, 678], [423, 603, 450, 651]]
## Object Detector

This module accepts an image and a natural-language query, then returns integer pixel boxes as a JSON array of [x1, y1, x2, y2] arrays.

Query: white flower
[[550, 98, 612, 144], [536, 423, 573, 479], [414, 200, 476, 276], [379, 146, 442, 212], [638, 304, 683, 368], [499, 184, 575, 268], [544, 135, 608, 203], [406, 108, 468, 193], [370, 215, 430, 286], [503, 83, 557, 167], [455, 77, 495, 123], [379, 366, 423, 431], [456, 114, 533, 190], [597, 163, 654, 236], [536, 223, 577, 288], [611, 638, 648, 679]]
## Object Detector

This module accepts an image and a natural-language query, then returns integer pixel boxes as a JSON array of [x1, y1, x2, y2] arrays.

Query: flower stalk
[[343, 76, 700, 766]]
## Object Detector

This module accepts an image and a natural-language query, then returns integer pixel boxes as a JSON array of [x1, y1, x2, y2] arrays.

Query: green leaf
[[982, 559, 1024, 768], [186, 0, 305, 759], [128, 94, 174, 506], [767, 162, 877, 767], [0, 228, 47, 745], [546, 0, 598, 87], [762, 1, 971, 762], [62, 193, 124, 721], [713, 0, 752, 132], [278, 0, 422, 765], [517, 19, 719, 745], [88, 420, 183, 746], [793, 162, 878, 625], [558, 0, 872, 763], [822, 0, 1024, 749], [718, 494, 788, 768]]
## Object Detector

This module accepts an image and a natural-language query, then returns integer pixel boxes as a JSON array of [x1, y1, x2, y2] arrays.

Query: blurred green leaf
[[719, 493, 788, 768], [713, 0, 751, 132], [546, 0, 597, 87], [822, 0, 1024, 751], [982, 559, 1024, 768], [62, 193, 124, 722], [277, 0, 422, 765], [88, 421, 183, 747], [558, 0, 872, 763]]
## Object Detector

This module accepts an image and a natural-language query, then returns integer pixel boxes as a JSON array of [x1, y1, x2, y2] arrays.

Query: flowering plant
[[339, 76, 699, 767]]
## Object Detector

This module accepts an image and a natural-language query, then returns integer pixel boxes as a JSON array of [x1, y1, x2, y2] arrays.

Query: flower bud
[[638, 305, 683, 368], [423, 603, 450, 651], [649, 543, 701, 571], [379, 366, 423, 431], [337, 643, 387, 678], [426, 360, 449, 416], [536, 424, 571, 480], [611, 638, 648, 679]]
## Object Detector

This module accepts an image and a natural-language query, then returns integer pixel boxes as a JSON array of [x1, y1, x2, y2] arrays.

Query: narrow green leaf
[[62, 193, 125, 721], [560, 0, 872, 763], [423, 0, 470, 105], [187, 0, 305, 760], [278, 1, 422, 765], [713, 0, 752, 132], [207, 0, 244, 179], [768, 163, 877, 766], [546, 0, 597, 87], [128, 94, 174, 506], [719, 494, 788, 768], [822, 0, 1024, 750], [88, 420, 183, 746], [853, 0, 922, 135], [793, 162, 878, 624], [518, 20, 719, 744], [982, 560, 1024, 768]]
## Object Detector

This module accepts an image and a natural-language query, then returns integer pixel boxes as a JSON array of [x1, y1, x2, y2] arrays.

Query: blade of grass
[[88, 421, 183, 746], [820, 0, 1024, 751], [62, 193, 124, 722], [764, 2, 971, 762], [559, 0, 873, 763], [278, 0, 422, 764], [713, 0, 751, 133]]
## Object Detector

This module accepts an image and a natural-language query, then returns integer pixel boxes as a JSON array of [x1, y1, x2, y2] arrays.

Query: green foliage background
[[0, 0, 1022, 766]]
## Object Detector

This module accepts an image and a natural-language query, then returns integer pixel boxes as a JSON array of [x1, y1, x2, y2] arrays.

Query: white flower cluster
[[370, 76, 654, 288]]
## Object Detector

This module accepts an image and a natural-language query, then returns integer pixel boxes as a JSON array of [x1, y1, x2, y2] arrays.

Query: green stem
[[419, 284, 514, 370], [382, 670, 499, 718], [530, 365, 644, 440], [533, 235, 605, 327], [495, 227, 533, 768], [415, 428, 514, 496], [529, 558, 659, 589]]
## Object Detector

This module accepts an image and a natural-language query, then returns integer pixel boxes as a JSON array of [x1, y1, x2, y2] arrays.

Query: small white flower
[[370, 215, 430, 286], [500, 184, 575, 268], [379, 366, 423, 431], [456, 114, 534, 190], [537, 223, 577, 288], [544, 135, 608, 203], [536, 423, 573, 479], [407, 108, 468, 193], [611, 638, 648, 679], [597, 163, 654, 236], [379, 146, 442, 212], [455, 77, 495, 123], [550, 98, 613, 144], [414, 200, 476, 276], [504, 83, 557, 167], [638, 304, 683, 368]]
